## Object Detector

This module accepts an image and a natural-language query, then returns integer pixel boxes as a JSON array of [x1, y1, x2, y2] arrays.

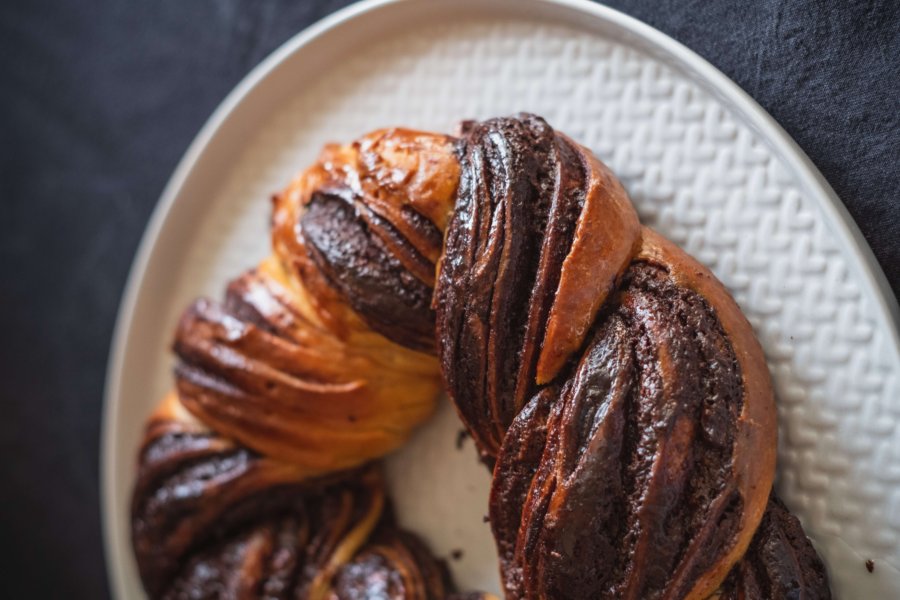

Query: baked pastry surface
[[131, 115, 830, 599]]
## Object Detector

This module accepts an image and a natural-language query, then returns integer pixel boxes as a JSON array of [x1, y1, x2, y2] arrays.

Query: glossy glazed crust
[[271, 128, 459, 350]]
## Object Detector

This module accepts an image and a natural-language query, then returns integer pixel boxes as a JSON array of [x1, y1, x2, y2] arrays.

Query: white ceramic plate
[[102, 1, 900, 597]]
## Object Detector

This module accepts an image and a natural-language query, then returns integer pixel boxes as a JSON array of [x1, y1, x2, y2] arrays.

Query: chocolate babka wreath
[[131, 114, 832, 599]]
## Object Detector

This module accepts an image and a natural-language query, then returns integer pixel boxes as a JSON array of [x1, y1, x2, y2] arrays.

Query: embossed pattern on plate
[[103, 2, 900, 598]]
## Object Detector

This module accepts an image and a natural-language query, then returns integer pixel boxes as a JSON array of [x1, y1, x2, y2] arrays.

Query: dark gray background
[[1, 1, 897, 598]]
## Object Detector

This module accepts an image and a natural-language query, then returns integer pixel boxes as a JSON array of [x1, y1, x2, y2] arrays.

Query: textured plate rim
[[101, 0, 900, 597]]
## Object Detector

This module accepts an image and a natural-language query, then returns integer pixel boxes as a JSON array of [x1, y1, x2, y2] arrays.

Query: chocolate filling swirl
[[131, 115, 830, 600], [490, 262, 746, 599]]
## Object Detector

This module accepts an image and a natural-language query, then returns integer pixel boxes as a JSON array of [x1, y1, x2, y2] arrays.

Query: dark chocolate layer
[[301, 190, 436, 352], [719, 496, 831, 600], [160, 514, 307, 600], [132, 417, 311, 597], [132, 412, 452, 599], [491, 261, 746, 600], [329, 530, 449, 600], [435, 115, 588, 459], [488, 387, 555, 596]]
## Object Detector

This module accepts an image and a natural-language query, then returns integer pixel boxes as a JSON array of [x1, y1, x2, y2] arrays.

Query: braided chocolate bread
[[131, 115, 831, 599]]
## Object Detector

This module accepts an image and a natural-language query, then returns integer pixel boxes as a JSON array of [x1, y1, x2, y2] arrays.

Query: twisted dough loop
[[435, 116, 642, 458], [716, 496, 831, 599], [134, 129, 469, 599], [175, 129, 461, 474], [438, 117, 783, 599], [132, 394, 386, 599], [132, 115, 829, 599]]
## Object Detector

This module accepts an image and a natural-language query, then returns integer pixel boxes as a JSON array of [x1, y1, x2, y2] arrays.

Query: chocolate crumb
[[457, 120, 477, 136], [866, 559, 875, 573], [451, 549, 464, 561], [482, 514, 490, 523], [455, 428, 469, 449]]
